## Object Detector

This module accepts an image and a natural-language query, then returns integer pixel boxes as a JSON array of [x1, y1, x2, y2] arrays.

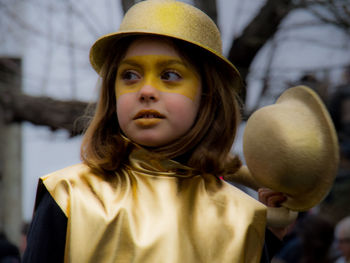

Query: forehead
[[124, 36, 180, 58]]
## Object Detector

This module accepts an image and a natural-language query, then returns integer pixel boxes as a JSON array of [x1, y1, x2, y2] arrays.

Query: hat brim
[[280, 86, 339, 210], [243, 86, 339, 211], [89, 30, 242, 89]]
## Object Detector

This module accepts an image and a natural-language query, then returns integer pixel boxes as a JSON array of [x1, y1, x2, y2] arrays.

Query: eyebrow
[[158, 59, 188, 68], [119, 57, 189, 69]]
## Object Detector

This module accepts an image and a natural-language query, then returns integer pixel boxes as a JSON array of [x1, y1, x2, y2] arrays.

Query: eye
[[161, 70, 182, 82], [121, 70, 140, 82]]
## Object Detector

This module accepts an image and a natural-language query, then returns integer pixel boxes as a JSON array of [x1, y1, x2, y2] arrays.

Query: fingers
[[258, 188, 287, 207], [258, 188, 293, 240]]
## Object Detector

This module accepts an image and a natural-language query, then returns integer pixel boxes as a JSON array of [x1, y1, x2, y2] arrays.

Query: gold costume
[[40, 148, 267, 263]]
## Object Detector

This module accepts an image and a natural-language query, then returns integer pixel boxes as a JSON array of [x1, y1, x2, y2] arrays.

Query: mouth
[[133, 110, 165, 127], [133, 109, 165, 120]]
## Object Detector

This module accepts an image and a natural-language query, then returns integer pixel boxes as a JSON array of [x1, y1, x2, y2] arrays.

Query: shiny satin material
[[41, 148, 267, 263]]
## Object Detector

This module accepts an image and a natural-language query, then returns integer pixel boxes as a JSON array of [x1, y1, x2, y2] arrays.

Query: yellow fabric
[[41, 148, 267, 263]]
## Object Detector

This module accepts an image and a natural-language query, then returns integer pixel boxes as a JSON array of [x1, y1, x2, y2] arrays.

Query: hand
[[258, 188, 291, 240], [258, 188, 286, 207]]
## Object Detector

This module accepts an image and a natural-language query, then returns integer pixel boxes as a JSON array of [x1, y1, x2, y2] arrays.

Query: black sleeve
[[260, 229, 284, 263], [22, 187, 68, 263]]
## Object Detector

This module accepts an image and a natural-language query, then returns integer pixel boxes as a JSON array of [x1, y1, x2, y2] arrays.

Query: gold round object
[[243, 86, 339, 211], [89, 0, 241, 88]]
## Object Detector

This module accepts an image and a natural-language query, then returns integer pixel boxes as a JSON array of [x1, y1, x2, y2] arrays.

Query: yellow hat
[[89, 0, 241, 88], [243, 86, 339, 211]]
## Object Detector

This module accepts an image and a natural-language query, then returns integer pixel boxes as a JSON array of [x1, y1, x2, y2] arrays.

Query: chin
[[132, 136, 169, 148]]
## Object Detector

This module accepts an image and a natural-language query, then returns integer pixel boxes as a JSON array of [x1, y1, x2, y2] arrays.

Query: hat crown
[[119, 0, 222, 55], [89, 0, 241, 91]]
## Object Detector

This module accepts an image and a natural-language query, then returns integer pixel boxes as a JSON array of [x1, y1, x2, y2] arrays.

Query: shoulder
[[41, 163, 91, 181], [224, 181, 266, 222], [203, 175, 266, 217], [221, 180, 266, 208], [38, 163, 101, 216], [41, 163, 100, 191]]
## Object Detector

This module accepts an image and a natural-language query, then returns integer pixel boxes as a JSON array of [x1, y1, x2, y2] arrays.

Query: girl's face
[[115, 37, 202, 147]]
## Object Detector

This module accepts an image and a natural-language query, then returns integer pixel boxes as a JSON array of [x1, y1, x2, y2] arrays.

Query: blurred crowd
[[0, 222, 28, 263], [272, 214, 350, 263]]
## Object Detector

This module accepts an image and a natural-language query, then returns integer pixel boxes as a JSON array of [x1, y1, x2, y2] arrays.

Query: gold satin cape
[[38, 148, 267, 262]]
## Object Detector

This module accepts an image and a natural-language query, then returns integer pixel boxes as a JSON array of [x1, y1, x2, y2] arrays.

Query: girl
[[23, 1, 286, 262]]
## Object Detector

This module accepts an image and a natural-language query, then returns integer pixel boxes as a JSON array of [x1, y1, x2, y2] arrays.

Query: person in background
[[272, 214, 334, 263], [20, 222, 30, 257], [321, 81, 350, 223], [335, 216, 350, 263], [0, 232, 20, 263]]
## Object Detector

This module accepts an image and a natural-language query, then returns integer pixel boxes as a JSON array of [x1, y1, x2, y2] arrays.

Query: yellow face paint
[[115, 55, 201, 101]]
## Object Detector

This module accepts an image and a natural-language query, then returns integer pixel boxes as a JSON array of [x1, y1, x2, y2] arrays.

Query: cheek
[[116, 94, 133, 128], [165, 94, 200, 126]]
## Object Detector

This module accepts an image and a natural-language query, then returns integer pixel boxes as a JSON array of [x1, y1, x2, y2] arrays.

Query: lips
[[133, 109, 165, 120]]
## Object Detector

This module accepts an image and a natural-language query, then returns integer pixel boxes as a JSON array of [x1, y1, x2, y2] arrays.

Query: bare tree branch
[[121, 0, 138, 14], [298, 0, 350, 34], [0, 1, 88, 49], [228, 0, 295, 85], [193, 0, 218, 26], [120, 0, 218, 24], [0, 89, 92, 136]]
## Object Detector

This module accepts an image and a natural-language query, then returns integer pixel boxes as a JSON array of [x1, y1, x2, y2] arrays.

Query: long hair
[[81, 36, 243, 176]]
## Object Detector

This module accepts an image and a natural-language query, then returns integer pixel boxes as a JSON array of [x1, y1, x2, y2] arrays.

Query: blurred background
[[0, 0, 350, 260]]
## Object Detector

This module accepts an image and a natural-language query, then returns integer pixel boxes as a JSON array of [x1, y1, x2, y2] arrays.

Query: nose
[[138, 84, 159, 102]]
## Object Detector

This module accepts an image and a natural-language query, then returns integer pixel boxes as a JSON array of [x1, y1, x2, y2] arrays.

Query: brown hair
[[81, 36, 243, 176]]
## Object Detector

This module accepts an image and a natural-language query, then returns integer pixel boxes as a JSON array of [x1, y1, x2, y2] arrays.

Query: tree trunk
[[228, 0, 294, 85], [0, 58, 22, 245]]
